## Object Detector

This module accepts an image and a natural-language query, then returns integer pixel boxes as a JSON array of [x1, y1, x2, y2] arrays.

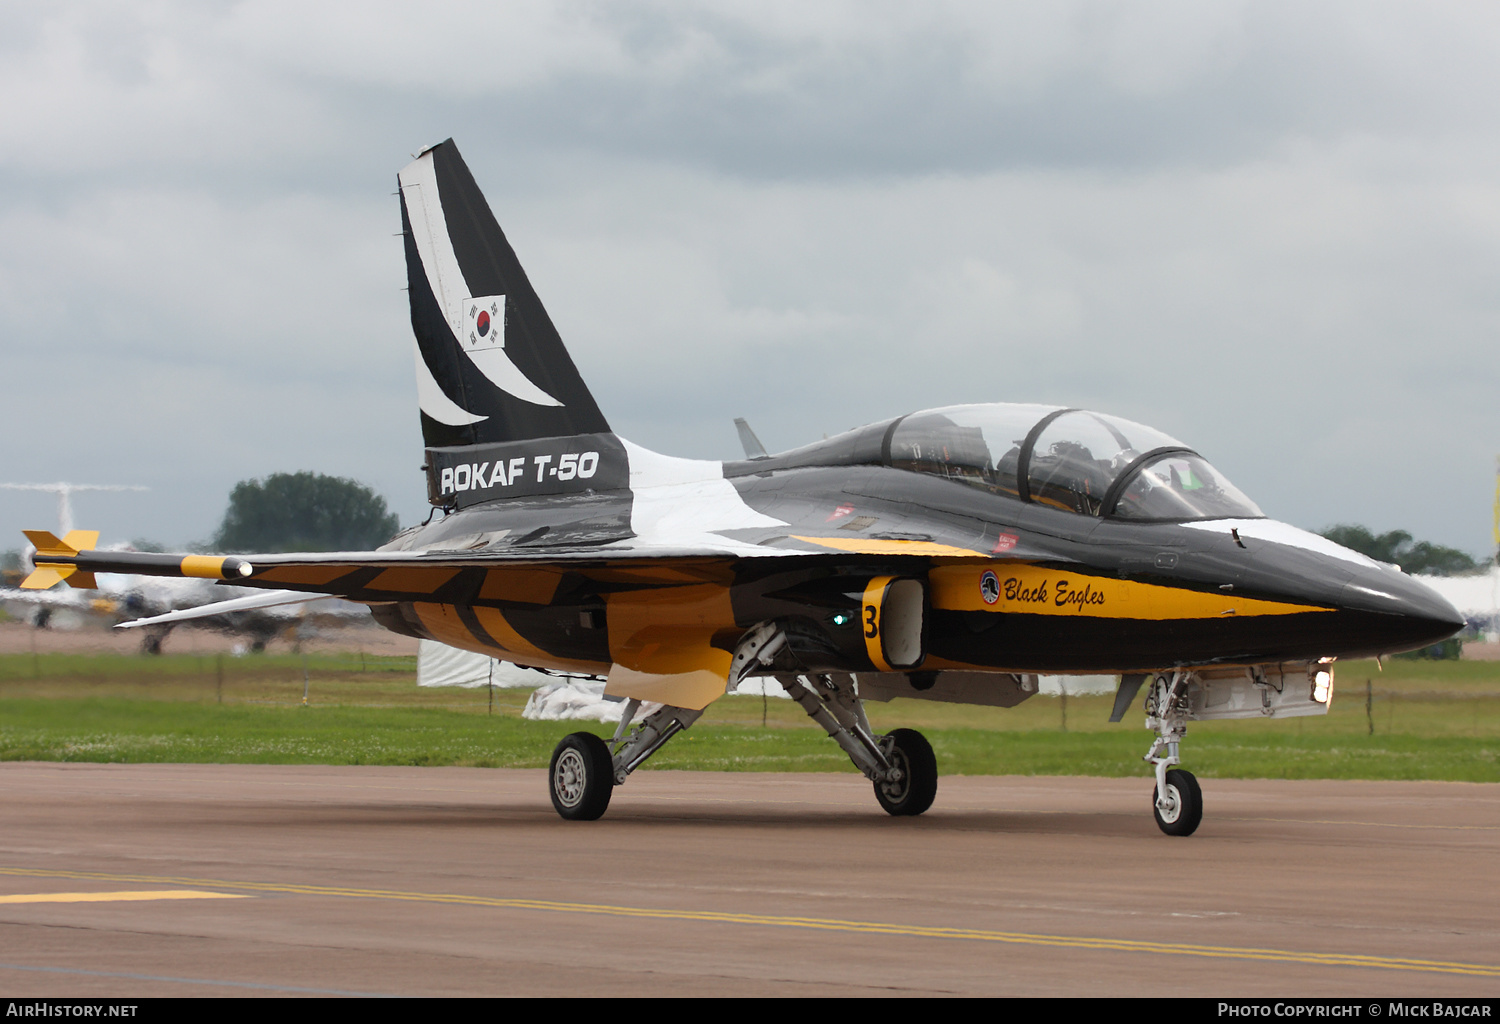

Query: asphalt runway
[[0, 763, 1496, 997]]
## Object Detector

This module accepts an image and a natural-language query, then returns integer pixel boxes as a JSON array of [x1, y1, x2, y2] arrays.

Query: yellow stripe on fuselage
[[469, 606, 550, 660], [791, 536, 987, 557], [931, 564, 1330, 620], [409, 602, 609, 676]]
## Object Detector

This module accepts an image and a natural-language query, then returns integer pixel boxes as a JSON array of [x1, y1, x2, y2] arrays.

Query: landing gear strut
[[734, 620, 937, 817], [547, 619, 942, 821], [771, 673, 938, 817], [1143, 670, 1202, 836]]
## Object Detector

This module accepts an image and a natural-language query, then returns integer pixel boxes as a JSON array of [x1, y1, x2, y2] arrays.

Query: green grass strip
[[0, 653, 1497, 780], [0, 696, 1494, 781]]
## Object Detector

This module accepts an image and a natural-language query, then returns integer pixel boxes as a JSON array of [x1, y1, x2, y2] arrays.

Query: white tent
[[416, 638, 1116, 720], [415, 639, 546, 689], [416, 640, 634, 721]]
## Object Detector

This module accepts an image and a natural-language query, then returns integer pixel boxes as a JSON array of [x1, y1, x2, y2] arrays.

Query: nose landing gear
[[1144, 670, 1202, 837], [1152, 767, 1202, 836]]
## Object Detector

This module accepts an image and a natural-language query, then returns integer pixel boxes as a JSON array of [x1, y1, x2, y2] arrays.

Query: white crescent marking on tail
[[461, 345, 564, 408], [413, 339, 486, 426], [399, 154, 564, 409]]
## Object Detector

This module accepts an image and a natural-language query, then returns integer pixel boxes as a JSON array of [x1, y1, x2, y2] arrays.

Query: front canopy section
[[886, 404, 1262, 522], [1109, 451, 1262, 521]]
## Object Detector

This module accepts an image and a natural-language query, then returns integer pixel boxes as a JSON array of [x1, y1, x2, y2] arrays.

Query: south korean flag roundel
[[465, 295, 506, 351]]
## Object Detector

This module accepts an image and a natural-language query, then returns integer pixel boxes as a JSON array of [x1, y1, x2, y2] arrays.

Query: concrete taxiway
[[0, 762, 1496, 997]]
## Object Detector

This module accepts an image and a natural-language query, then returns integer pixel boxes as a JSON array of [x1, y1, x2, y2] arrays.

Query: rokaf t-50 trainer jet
[[25, 140, 1463, 834]]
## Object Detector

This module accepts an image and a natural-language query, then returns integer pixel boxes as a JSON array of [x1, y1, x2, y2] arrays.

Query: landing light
[[1310, 661, 1335, 705]]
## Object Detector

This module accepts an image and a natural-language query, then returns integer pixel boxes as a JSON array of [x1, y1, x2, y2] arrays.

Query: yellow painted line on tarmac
[[0, 890, 251, 904], [1226, 817, 1500, 831], [1, 866, 1495, 978]]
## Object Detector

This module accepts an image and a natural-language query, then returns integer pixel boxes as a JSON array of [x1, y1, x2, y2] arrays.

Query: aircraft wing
[[22, 525, 1049, 606]]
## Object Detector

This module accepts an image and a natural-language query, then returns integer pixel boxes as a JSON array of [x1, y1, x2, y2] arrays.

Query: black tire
[[549, 732, 614, 821], [874, 728, 938, 817], [1152, 768, 1203, 836]]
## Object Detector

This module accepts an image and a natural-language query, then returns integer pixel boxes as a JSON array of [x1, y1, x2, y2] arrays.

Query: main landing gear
[[1143, 670, 1202, 837], [767, 672, 938, 817], [545, 620, 940, 821], [548, 700, 703, 821], [738, 621, 937, 818], [548, 732, 612, 820], [873, 728, 939, 816]]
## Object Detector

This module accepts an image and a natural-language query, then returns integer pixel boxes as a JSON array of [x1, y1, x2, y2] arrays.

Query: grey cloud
[[10, 2, 1500, 188]]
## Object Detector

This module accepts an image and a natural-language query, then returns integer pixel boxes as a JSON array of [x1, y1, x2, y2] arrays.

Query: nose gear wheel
[[1152, 767, 1202, 836]]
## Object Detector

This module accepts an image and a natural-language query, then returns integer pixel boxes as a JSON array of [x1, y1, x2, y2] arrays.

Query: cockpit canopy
[[887, 404, 1262, 521]]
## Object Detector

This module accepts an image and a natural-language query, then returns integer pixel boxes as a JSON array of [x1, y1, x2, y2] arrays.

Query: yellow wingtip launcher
[[21, 530, 254, 589], [21, 530, 101, 590]]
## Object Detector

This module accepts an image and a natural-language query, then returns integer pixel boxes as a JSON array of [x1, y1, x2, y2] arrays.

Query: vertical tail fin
[[398, 139, 609, 447]]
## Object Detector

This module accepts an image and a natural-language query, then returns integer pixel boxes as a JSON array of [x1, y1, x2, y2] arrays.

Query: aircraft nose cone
[[1338, 568, 1466, 654]]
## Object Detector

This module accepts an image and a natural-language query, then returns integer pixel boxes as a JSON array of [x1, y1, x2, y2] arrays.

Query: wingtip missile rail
[[21, 529, 254, 590]]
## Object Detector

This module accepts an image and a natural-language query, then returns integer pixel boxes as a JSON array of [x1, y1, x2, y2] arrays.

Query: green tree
[[213, 472, 401, 553], [1319, 524, 1479, 576]]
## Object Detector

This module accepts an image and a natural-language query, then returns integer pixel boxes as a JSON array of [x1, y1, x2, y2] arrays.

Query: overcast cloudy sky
[[2, 1, 1497, 557]]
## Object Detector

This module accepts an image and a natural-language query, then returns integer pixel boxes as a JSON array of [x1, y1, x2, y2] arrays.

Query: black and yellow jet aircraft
[[24, 140, 1463, 834]]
